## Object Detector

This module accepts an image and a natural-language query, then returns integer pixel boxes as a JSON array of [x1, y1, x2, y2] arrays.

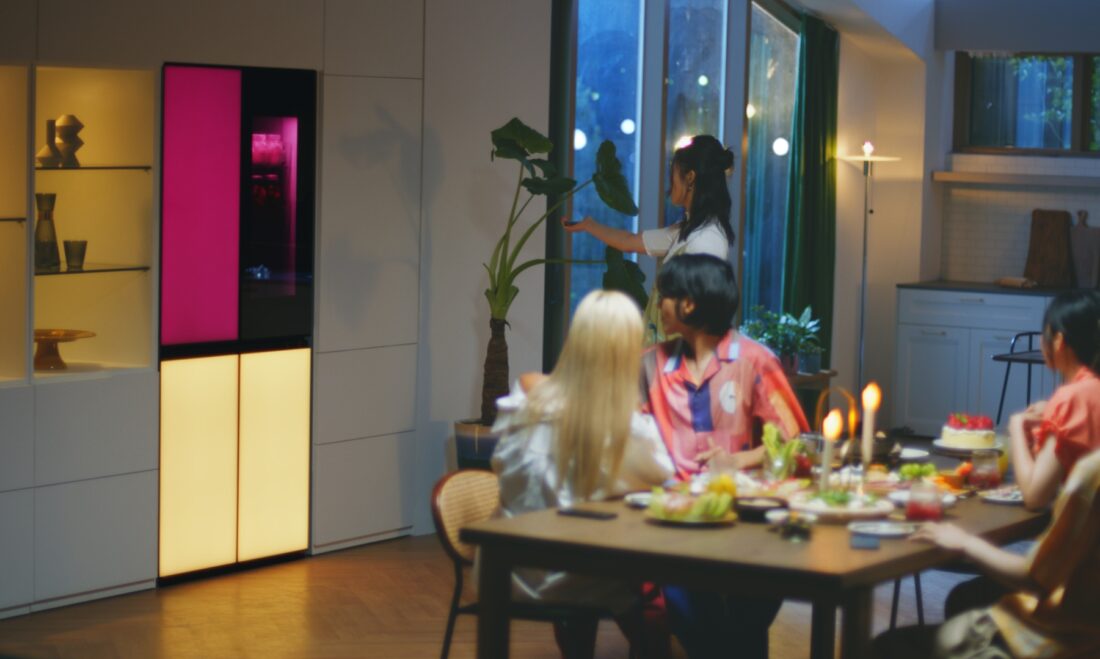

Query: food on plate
[[734, 496, 787, 521], [940, 413, 996, 449], [899, 462, 938, 481], [706, 473, 738, 497], [812, 490, 880, 508], [647, 486, 735, 523]]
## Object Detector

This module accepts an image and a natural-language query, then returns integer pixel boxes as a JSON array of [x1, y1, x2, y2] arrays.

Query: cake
[[940, 413, 996, 449]]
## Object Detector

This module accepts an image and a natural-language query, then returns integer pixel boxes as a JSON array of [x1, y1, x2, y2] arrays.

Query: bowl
[[735, 496, 787, 522]]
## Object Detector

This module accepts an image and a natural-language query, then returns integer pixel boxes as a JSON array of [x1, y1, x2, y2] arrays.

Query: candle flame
[[862, 141, 874, 157], [862, 382, 881, 411], [823, 409, 842, 441]]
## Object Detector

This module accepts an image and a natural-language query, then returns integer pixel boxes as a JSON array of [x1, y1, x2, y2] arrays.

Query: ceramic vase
[[34, 193, 60, 272], [35, 119, 62, 168], [54, 114, 84, 168]]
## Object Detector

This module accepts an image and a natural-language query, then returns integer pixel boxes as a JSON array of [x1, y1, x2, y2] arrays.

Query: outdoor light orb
[[745, 103, 757, 119], [674, 134, 693, 150], [772, 137, 790, 156], [574, 128, 588, 150], [697, 74, 709, 87], [620, 119, 636, 135]]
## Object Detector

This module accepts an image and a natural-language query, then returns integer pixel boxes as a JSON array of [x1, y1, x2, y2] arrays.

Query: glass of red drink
[[906, 482, 944, 521], [969, 449, 1003, 490]]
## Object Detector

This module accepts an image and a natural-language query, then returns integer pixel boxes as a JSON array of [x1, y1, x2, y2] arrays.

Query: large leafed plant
[[478, 118, 637, 425]]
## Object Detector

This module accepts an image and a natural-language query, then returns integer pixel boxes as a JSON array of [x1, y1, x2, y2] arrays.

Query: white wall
[[833, 35, 926, 425], [936, 0, 1100, 52], [415, 0, 551, 534]]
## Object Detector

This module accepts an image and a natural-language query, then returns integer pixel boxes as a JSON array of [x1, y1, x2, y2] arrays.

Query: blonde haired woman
[[490, 289, 674, 657]]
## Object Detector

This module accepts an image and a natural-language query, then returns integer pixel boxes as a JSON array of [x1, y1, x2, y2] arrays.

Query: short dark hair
[[656, 254, 739, 335], [1043, 290, 1100, 372]]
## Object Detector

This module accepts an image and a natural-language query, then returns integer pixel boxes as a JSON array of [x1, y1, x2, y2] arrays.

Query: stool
[[993, 331, 1045, 426]]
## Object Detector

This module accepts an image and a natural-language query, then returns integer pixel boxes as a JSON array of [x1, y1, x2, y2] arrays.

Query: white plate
[[931, 439, 1004, 458], [888, 491, 958, 508], [980, 486, 1024, 505], [624, 492, 652, 509], [899, 448, 930, 461], [788, 496, 895, 522], [848, 521, 920, 538]]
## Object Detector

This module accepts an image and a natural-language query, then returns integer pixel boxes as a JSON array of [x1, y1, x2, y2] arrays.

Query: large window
[[568, 0, 642, 313], [955, 52, 1100, 153], [741, 2, 799, 316]]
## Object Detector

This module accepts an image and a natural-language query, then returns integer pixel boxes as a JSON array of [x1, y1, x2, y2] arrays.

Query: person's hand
[[1024, 400, 1047, 417], [695, 436, 727, 466], [561, 216, 592, 233], [911, 522, 973, 553]]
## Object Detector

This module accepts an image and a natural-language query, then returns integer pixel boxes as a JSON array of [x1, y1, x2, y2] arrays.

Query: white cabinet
[[0, 489, 33, 616], [895, 288, 1055, 436]]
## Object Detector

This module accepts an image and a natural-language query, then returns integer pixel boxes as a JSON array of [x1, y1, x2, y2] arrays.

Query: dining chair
[[431, 469, 615, 659], [994, 331, 1045, 425]]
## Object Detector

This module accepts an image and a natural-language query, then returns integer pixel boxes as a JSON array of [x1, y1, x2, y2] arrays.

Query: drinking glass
[[906, 481, 944, 521], [970, 449, 1003, 489]]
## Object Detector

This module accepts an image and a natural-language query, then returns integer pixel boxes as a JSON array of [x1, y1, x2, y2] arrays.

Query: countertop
[[897, 280, 1073, 297]]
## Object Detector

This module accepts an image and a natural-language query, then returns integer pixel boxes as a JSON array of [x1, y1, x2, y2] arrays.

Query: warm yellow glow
[[823, 409, 843, 441], [862, 382, 882, 411], [238, 349, 311, 562], [159, 355, 239, 577], [862, 141, 874, 157], [745, 103, 756, 119]]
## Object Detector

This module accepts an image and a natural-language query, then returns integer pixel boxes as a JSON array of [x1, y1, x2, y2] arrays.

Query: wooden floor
[[0, 534, 973, 659]]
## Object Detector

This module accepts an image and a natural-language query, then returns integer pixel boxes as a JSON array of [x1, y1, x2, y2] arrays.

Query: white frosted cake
[[941, 413, 996, 449]]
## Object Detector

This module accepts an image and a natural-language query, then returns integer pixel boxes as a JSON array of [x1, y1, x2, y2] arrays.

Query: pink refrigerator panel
[[161, 66, 242, 345]]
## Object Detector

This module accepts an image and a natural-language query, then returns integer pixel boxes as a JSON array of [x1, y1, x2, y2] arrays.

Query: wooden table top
[[462, 496, 1048, 599]]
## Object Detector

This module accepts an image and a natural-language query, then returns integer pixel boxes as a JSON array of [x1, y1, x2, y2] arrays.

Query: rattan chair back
[[431, 469, 500, 566]]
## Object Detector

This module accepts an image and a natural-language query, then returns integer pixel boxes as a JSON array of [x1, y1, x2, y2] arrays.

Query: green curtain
[[782, 15, 838, 367]]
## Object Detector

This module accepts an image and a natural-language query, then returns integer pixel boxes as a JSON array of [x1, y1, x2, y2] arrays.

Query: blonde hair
[[522, 290, 644, 500]]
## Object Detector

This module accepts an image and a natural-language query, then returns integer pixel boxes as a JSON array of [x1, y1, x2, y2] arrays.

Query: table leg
[[810, 602, 837, 659], [840, 586, 873, 659], [477, 545, 512, 659]]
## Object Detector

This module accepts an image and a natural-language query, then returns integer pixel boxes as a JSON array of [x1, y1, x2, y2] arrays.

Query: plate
[[848, 521, 920, 538], [931, 439, 1004, 458], [644, 511, 737, 527], [888, 491, 958, 508], [624, 492, 652, 509], [788, 496, 895, 522], [980, 486, 1024, 505], [899, 448, 930, 461]]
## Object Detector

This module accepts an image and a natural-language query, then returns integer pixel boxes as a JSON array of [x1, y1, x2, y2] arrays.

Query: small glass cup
[[969, 449, 1003, 490], [63, 240, 87, 271], [906, 481, 944, 521]]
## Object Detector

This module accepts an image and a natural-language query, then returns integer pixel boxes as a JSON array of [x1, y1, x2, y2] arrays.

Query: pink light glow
[[162, 66, 241, 345], [251, 117, 298, 295]]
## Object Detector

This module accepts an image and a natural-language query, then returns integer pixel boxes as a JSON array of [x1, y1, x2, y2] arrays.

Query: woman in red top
[[1011, 290, 1100, 510]]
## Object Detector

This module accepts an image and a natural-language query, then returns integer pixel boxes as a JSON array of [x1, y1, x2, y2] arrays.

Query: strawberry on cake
[[941, 413, 996, 449]]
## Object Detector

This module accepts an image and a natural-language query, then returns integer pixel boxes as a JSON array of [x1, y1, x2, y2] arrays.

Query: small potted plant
[[454, 118, 637, 469], [741, 306, 823, 375]]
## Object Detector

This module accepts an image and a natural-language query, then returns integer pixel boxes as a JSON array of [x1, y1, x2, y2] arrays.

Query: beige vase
[[55, 114, 84, 168]]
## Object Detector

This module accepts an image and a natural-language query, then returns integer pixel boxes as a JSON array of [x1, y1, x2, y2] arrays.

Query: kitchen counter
[[897, 280, 1073, 298]]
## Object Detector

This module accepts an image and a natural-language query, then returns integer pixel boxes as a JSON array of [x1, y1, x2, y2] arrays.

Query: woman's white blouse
[[642, 220, 729, 259]]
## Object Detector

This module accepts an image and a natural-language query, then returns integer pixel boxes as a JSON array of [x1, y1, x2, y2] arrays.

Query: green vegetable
[[899, 462, 938, 480], [762, 422, 801, 479]]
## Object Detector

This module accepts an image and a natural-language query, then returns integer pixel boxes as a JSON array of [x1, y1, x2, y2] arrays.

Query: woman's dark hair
[[671, 135, 735, 244], [1043, 290, 1100, 372], [656, 254, 739, 335]]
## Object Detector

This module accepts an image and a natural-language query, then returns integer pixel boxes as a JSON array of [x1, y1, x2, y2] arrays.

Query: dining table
[[461, 495, 1048, 659]]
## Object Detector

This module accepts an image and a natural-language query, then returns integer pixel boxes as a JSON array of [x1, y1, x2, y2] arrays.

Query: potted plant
[[454, 118, 638, 469], [741, 305, 824, 375]]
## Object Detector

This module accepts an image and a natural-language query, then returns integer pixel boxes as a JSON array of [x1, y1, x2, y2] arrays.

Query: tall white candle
[[821, 409, 842, 492], [861, 383, 881, 468]]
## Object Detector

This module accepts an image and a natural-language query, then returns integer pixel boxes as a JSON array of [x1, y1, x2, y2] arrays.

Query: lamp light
[[839, 144, 900, 388]]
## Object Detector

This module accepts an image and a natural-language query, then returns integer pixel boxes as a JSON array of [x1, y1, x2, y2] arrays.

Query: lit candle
[[821, 409, 842, 492], [861, 383, 882, 468]]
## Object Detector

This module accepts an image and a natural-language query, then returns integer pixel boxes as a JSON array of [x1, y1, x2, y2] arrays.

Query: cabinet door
[[0, 386, 33, 493], [238, 348, 310, 562], [969, 330, 1039, 426], [159, 355, 239, 577], [0, 489, 33, 613], [895, 325, 969, 436]]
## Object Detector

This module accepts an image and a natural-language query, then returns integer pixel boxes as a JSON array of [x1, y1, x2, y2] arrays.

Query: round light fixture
[[772, 137, 790, 156]]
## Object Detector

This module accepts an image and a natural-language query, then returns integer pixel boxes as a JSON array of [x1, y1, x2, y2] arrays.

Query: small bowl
[[735, 496, 788, 522]]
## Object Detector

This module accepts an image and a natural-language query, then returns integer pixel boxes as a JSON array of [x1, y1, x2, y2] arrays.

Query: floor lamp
[[841, 141, 899, 389]]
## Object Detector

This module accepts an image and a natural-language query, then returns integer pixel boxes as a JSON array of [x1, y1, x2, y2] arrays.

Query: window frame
[[953, 51, 1100, 157]]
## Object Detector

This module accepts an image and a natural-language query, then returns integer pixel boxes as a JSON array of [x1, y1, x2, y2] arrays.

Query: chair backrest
[[431, 469, 500, 566]]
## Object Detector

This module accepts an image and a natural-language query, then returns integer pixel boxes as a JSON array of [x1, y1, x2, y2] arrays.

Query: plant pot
[[798, 352, 821, 375], [778, 353, 799, 376], [454, 419, 500, 471]]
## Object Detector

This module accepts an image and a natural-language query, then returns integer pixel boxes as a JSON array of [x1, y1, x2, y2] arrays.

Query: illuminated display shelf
[[35, 263, 150, 276], [36, 165, 151, 171]]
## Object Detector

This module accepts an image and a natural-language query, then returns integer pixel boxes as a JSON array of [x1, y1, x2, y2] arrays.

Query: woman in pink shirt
[[1010, 290, 1100, 511]]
